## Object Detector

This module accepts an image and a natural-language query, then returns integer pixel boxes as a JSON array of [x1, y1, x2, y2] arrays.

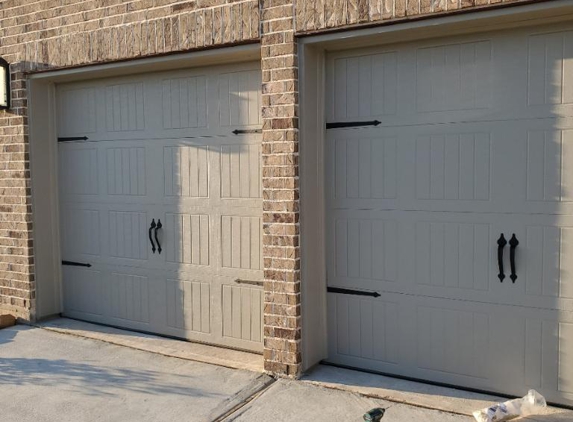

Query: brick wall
[[0, 0, 541, 375], [260, 0, 302, 377], [294, 0, 532, 33], [0, 0, 259, 320]]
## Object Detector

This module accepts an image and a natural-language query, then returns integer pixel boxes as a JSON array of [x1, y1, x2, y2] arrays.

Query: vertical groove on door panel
[[222, 216, 262, 270], [166, 279, 210, 333], [108, 273, 149, 323], [105, 83, 145, 131], [108, 211, 148, 260], [528, 31, 573, 106], [166, 213, 210, 266], [164, 146, 209, 198], [106, 147, 146, 196], [222, 285, 263, 342]]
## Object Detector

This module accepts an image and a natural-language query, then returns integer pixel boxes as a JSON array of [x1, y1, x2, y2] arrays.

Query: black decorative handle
[[497, 234, 507, 282], [154, 219, 162, 255], [149, 219, 156, 254], [509, 234, 519, 283]]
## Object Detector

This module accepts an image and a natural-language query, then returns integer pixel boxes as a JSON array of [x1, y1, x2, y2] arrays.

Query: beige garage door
[[57, 62, 264, 352], [325, 22, 573, 404]]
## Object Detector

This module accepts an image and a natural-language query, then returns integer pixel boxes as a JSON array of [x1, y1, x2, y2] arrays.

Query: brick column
[[260, 1, 302, 376], [0, 63, 35, 321]]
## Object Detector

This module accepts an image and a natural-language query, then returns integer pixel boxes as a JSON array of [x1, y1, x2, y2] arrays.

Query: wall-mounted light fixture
[[0, 57, 10, 110]]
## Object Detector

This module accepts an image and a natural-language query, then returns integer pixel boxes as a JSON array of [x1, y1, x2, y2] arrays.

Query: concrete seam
[[211, 375, 277, 422]]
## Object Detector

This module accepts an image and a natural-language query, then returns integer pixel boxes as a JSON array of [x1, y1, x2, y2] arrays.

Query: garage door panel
[[327, 121, 573, 215], [220, 143, 262, 199], [163, 145, 210, 198], [221, 283, 263, 344], [106, 210, 150, 261], [328, 51, 398, 121], [527, 30, 573, 107], [105, 272, 151, 324], [326, 23, 573, 404], [415, 40, 492, 114], [163, 212, 210, 267], [329, 210, 573, 312], [57, 86, 98, 137], [161, 75, 208, 130], [217, 69, 262, 128], [63, 267, 105, 316], [165, 277, 211, 334], [58, 62, 263, 353], [60, 207, 101, 258], [327, 29, 573, 129]]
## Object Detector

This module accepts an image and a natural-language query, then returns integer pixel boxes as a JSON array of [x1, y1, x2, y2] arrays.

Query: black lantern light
[[0, 57, 10, 110]]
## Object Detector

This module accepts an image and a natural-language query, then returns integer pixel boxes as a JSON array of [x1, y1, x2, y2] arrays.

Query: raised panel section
[[63, 268, 103, 315], [107, 273, 150, 323], [559, 322, 573, 394], [165, 213, 210, 266], [333, 138, 397, 200], [164, 146, 209, 198], [528, 31, 573, 106], [332, 52, 397, 119], [106, 147, 146, 196], [415, 222, 490, 291], [166, 279, 210, 333], [220, 144, 261, 199], [417, 306, 489, 378], [105, 82, 145, 132], [59, 148, 98, 195], [526, 226, 573, 299], [58, 87, 97, 135], [62, 209, 100, 256], [416, 133, 490, 200], [527, 130, 573, 202], [162, 76, 207, 129], [334, 218, 398, 282], [108, 211, 148, 260], [221, 216, 262, 270], [222, 284, 262, 342], [331, 295, 399, 363], [218, 70, 262, 127], [416, 41, 492, 112]]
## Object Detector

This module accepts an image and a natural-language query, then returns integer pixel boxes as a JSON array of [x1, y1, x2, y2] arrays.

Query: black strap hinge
[[326, 120, 381, 129], [327, 286, 380, 298], [232, 129, 262, 135], [62, 260, 92, 268], [58, 136, 89, 142]]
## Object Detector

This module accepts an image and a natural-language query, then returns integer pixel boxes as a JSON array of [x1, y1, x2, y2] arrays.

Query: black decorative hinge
[[232, 129, 262, 135], [235, 278, 264, 287], [62, 260, 92, 268], [326, 120, 381, 130], [327, 287, 380, 298], [58, 136, 89, 142]]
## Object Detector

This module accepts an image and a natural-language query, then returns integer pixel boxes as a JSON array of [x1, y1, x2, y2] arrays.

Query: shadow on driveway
[[0, 356, 215, 398]]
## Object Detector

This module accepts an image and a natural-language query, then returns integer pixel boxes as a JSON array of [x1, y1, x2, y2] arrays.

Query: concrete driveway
[[0, 325, 270, 422], [2, 324, 568, 422]]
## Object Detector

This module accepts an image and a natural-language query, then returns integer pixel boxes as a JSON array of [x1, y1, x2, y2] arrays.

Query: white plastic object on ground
[[473, 390, 547, 422]]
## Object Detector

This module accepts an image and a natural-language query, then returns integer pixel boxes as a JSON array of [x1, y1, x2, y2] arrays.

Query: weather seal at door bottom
[[327, 287, 380, 298]]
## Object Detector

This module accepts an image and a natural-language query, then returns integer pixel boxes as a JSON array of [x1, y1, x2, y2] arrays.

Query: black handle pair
[[497, 233, 519, 283], [148, 219, 162, 254]]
